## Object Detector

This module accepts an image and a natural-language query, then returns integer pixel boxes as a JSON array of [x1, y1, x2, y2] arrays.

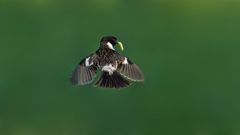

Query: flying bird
[[70, 36, 144, 88]]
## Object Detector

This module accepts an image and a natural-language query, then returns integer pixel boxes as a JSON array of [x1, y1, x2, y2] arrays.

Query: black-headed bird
[[70, 36, 144, 88]]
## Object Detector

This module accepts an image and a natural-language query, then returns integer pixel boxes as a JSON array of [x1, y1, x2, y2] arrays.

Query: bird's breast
[[96, 48, 122, 75]]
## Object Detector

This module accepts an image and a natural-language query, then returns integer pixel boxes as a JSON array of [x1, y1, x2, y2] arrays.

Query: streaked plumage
[[70, 36, 144, 88]]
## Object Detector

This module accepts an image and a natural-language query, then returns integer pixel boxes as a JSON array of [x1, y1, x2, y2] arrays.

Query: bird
[[70, 36, 144, 88]]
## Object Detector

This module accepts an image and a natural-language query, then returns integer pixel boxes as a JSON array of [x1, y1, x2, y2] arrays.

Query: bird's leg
[[102, 63, 117, 75]]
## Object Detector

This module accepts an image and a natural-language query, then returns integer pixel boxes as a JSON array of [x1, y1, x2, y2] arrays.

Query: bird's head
[[100, 36, 124, 51]]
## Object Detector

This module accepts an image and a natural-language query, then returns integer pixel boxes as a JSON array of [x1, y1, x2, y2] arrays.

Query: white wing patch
[[123, 57, 128, 64], [102, 64, 116, 75], [85, 57, 93, 67], [107, 42, 115, 50]]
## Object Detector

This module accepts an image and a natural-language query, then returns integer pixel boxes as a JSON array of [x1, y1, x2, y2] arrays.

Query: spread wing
[[117, 57, 144, 81], [70, 53, 99, 85]]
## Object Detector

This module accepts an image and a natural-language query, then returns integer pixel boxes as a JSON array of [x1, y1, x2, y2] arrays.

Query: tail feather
[[95, 71, 130, 88]]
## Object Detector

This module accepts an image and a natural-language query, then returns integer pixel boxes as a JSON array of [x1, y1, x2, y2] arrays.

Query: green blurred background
[[1, 0, 240, 135]]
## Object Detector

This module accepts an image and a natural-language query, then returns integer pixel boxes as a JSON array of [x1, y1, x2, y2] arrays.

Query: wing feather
[[117, 57, 144, 81], [70, 53, 98, 85]]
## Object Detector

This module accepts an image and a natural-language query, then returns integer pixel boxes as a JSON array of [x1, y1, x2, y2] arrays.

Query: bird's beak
[[117, 41, 124, 51]]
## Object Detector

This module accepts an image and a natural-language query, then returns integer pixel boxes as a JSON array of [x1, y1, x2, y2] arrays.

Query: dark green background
[[1, 0, 240, 135]]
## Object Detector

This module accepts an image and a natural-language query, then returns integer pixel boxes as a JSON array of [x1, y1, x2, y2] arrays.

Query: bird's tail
[[95, 71, 130, 88]]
